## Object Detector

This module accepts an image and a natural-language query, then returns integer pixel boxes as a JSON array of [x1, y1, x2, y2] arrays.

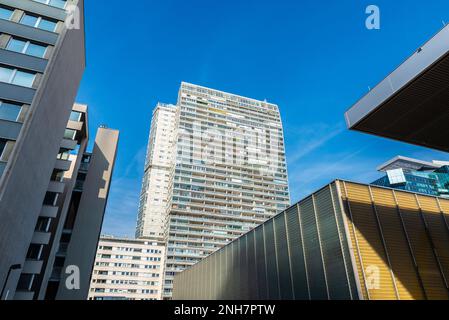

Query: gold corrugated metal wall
[[339, 181, 449, 300]]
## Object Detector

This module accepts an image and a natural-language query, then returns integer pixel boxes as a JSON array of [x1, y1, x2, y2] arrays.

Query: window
[[63, 129, 76, 140], [0, 6, 13, 20], [35, 217, 51, 232], [0, 139, 6, 159], [0, 101, 21, 122], [26, 244, 43, 260], [0, 66, 36, 87], [34, 0, 67, 9], [43, 192, 59, 206], [20, 13, 57, 32], [57, 148, 70, 160], [69, 111, 82, 122], [6, 38, 47, 58]]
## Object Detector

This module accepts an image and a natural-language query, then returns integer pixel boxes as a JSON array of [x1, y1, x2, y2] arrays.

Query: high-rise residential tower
[[136, 103, 177, 240], [136, 82, 290, 299], [0, 0, 88, 300]]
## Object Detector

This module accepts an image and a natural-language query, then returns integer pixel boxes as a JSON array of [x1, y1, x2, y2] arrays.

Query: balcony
[[23, 260, 43, 274], [40, 205, 58, 218], [31, 231, 51, 245], [48, 180, 65, 193], [54, 159, 71, 171]]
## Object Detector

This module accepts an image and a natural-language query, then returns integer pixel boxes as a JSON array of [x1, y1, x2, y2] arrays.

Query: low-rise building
[[89, 236, 165, 300]]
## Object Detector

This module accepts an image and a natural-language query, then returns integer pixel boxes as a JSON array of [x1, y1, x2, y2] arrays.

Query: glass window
[[69, 111, 82, 122], [20, 14, 39, 27], [34, 0, 67, 9], [0, 101, 21, 122], [6, 38, 47, 58], [26, 43, 47, 58], [0, 7, 13, 20], [6, 38, 27, 54], [20, 14, 57, 32], [0, 67, 14, 83], [64, 129, 76, 140], [0, 139, 6, 158], [37, 18, 57, 32], [12, 70, 35, 87], [50, 0, 67, 9]]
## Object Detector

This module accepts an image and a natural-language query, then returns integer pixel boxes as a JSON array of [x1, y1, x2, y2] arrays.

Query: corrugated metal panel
[[217, 248, 225, 300], [331, 182, 359, 299], [417, 195, 449, 293], [371, 187, 425, 300], [239, 235, 249, 300], [343, 182, 397, 300], [274, 214, 293, 299], [285, 205, 309, 300], [315, 187, 352, 299], [255, 226, 268, 299], [247, 230, 259, 299], [264, 220, 280, 299], [233, 241, 241, 298], [300, 197, 328, 299], [395, 192, 449, 299]]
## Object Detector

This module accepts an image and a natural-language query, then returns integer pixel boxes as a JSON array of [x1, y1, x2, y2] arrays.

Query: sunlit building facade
[[162, 82, 290, 298], [136, 103, 177, 240], [89, 237, 165, 301]]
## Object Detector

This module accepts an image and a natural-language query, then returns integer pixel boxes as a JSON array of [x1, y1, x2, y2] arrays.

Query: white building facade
[[136, 104, 177, 240], [88, 237, 165, 300]]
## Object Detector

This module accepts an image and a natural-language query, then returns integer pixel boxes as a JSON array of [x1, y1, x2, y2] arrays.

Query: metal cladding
[[173, 181, 449, 300], [345, 25, 449, 153]]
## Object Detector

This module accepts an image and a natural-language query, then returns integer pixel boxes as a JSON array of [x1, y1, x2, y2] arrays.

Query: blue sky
[[76, 0, 449, 237]]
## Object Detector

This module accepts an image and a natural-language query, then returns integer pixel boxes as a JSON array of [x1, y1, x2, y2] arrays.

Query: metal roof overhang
[[345, 25, 449, 153]]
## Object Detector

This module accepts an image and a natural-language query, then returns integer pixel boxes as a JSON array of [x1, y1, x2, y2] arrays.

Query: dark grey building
[[0, 0, 111, 300]]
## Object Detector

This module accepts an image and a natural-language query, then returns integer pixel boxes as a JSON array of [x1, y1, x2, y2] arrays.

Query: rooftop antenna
[[443, 20, 447, 27]]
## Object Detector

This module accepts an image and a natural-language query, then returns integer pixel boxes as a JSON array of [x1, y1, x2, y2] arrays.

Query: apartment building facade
[[136, 82, 290, 298], [136, 103, 177, 240], [0, 0, 88, 300], [1, 101, 119, 300], [89, 236, 165, 301], [174, 180, 449, 300]]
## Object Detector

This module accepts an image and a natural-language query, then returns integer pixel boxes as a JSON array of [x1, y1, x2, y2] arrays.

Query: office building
[[1, 102, 119, 300], [136, 82, 290, 298], [0, 0, 90, 300], [372, 156, 449, 198], [174, 180, 449, 300], [136, 103, 177, 240], [88, 236, 165, 301], [345, 24, 449, 152]]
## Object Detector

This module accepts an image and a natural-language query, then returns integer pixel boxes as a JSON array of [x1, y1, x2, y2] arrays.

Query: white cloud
[[286, 122, 345, 164]]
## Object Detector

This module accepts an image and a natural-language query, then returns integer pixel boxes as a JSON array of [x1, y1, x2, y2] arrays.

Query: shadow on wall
[[342, 187, 449, 300]]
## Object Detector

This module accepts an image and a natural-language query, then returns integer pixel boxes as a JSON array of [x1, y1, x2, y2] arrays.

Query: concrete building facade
[[0, 0, 89, 300], [136, 103, 177, 240], [1, 100, 119, 300], [89, 236, 165, 301], [174, 180, 449, 300], [136, 82, 290, 299]]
